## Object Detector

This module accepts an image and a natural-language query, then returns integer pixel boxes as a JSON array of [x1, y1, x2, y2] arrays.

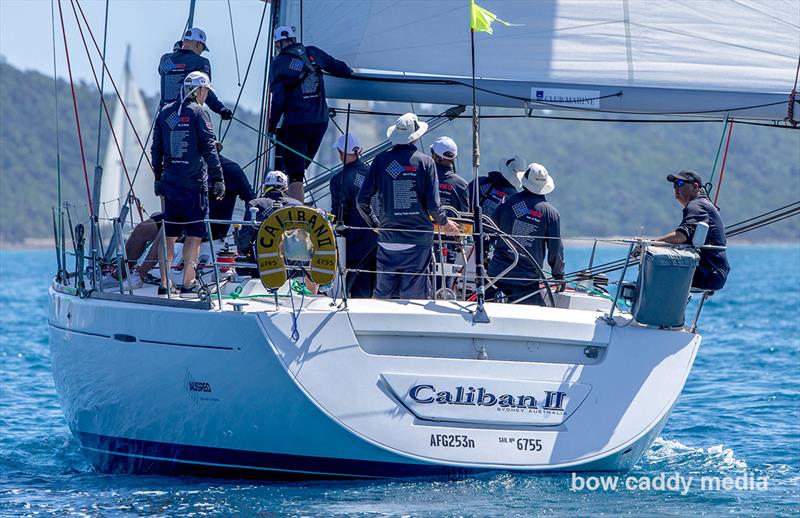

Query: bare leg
[[137, 239, 161, 278], [182, 236, 202, 287], [159, 236, 178, 289], [288, 181, 304, 203]]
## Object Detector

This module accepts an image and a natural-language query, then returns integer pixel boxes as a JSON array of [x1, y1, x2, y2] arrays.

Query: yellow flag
[[470, 0, 519, 34]]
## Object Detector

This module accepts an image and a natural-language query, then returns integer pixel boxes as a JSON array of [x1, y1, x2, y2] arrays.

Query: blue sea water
[[0, 245, 798, 517]]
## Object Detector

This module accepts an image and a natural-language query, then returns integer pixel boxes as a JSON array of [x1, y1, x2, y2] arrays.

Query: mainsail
[[282, 0, 800, 120], [97, 47, 158, 233]]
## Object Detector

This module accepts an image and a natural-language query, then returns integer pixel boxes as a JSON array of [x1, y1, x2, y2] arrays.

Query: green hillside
[[1, 61, 798, 245]]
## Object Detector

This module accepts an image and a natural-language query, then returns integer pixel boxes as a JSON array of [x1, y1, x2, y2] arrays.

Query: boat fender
[[255, 206, 338, 289]]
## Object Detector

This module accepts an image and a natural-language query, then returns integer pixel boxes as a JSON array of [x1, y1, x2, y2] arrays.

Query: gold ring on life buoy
[[255, 206, 338, 289]]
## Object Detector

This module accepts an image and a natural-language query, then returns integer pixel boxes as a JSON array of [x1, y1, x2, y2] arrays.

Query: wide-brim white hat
[[499, 156, 526, 190], [521, 163, 555, 195], [387, 113, 429, 145]]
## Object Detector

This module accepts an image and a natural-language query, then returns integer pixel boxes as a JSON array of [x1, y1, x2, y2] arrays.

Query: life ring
[[255, 206, 338, 289]]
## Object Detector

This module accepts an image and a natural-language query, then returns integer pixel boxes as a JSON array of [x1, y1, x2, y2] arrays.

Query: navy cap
[[667, 169, 703, 185]]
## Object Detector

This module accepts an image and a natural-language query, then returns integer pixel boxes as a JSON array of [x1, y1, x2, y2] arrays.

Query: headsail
[[98, 47, 158, 232], [283, 0, 800, 120]]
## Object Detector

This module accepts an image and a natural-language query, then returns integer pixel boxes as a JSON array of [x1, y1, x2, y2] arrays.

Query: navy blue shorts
[[162, 183, 208, 238], [275, 122, 328, 183]]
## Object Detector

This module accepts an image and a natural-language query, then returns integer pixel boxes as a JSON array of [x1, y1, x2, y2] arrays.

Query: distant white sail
[[284, 0, 800, 119], [98, 47, 158, 231]]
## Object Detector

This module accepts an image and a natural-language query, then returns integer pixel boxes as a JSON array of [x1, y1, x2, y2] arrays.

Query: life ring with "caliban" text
[[255, 206, 338, 289]]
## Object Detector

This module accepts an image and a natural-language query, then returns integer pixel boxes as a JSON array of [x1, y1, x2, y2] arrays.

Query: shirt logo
[[440, 183, 454, 191], [158, 57, 175, 74], [479, 183, 491, 196], [179, 116, 190, 123], [165, 111, 180, 129], [354, 173, 365, 188], [386, 160, 404, 179], [512, 201, 529, 218], [289, 58, 304, 72], [495, 190, 507, 198]]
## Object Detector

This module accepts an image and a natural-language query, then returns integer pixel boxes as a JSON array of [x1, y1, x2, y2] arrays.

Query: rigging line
[[72, 0, 153, 171], [56, 0, 93, 214], [714, 118, 735, 206], [226, 0, 242, 86], [726, 201, 800, 229], [221, 0, 268, 142], [232, 116, 336, 175], [68, 0, 137, 203], [93, 0, 109, 167], [327, 107, 799, 129], [726, 209, 800, 237], [707, 114, 729, 189], [50, 1, 63, 223]]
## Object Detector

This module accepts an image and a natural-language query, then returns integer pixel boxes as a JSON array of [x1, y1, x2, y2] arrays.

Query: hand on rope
[[219, 108, 233, 121]]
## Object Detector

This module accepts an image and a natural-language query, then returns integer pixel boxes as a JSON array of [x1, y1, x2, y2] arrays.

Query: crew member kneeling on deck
[[235, 170, 301, 258], [151, 71, 225, 297], [655, 170, 730, 291], [488, 163, 565, 305], [356, 113, 460, 299]]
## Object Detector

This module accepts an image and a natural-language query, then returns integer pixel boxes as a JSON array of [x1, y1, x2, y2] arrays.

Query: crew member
[[467, 156, 525, 218], [329, 133, 378, 298], [207, 141, 256, 242], [356, 113, 460, 299], [269, 25, 352, 202], [152, 71, 225, 297], [655, 170, 730, 291], [431, 136, 469, 213], [488, 163, 564, 305], [235, 170, 301, 257], [158, 27, 232, 120]]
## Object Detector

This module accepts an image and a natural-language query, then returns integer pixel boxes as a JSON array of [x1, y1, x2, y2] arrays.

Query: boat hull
[[48, 285, 698, 478]]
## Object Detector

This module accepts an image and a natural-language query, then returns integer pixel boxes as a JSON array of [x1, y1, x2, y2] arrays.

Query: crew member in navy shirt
[[207, 141, 256, 241], [430, 136, 469, 213], [656, 169, 730, 291], [329, 133, 378, 298], [356, 113, 459, 299], [488, 163, 565, 305], [158, 28, 232, 120], [467, 156, 525, 218], [269, 25, 352, 202], [152, 72, 225, 297]]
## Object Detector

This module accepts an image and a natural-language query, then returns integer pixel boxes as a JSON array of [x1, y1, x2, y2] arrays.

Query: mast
[[470, 26, 489, 323]]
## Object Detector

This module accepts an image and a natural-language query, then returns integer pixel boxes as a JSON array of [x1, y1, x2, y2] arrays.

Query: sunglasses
[[673, 179, 692, 189]]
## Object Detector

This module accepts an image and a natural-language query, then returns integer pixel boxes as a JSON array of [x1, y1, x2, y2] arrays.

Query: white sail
[[98, 48, 158, 232], [285, 0, 800, 119]]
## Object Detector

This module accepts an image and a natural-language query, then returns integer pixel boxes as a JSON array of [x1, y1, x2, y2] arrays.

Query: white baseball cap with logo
[[274, 25, 297, 42], [263, 170, 289, 190], [387, 113, 429, 145], [183, 27, 209, 51], [520, 163, 555, 195], [333, 133, 361, 154], [183, 71, 214, 91], [430, 136, 458, 159]]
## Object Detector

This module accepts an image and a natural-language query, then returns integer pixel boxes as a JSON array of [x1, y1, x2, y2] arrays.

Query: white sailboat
[[48, 0, 798, 478], [97, 46, 158, 237]]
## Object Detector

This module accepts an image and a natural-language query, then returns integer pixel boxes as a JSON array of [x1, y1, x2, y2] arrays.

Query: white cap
[[183, 71, 214, 91], [333, 133, 361, 154], [263, 170, 289, 190], [430, 136, 458, 159], [386, 113, 429, 145], [183, 27, 209, 51], [520, 163, 555, 195], [499, 156, 526, 190], [274, 25, 297, 42]]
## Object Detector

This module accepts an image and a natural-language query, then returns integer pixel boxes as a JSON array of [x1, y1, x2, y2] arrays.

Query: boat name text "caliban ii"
[[409, 384, 567, 412]]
